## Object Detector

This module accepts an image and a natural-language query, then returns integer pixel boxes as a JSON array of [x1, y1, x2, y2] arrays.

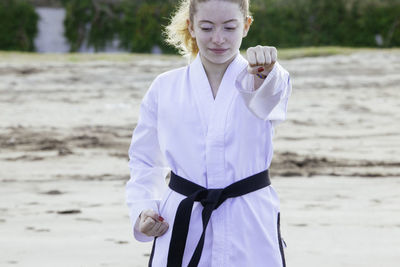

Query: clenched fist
[[246, 45, 277, 77], [138, 209, 169, 237]]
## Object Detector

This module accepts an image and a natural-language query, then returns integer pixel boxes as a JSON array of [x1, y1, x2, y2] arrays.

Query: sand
[[0, 50, 399, 266]]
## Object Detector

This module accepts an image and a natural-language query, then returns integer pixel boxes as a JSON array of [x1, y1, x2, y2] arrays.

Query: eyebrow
[[199, 19, 238, 24]]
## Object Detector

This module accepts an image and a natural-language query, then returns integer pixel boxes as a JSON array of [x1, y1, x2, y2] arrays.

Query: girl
[[126, 0, 291, 266]]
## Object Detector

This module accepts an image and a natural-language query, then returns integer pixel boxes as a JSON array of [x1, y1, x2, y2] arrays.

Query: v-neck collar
[[189, 52, 248, 136]]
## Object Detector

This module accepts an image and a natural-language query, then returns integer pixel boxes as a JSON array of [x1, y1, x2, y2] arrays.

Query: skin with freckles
[[138, 0, 278, 237]]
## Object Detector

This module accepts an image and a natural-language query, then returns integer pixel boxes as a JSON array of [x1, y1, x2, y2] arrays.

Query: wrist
[[256, 73, 268, 79], [255, 65, 274, 80]]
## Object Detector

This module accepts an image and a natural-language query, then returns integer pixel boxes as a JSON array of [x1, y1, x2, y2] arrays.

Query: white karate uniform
[[126, 52, 291, 267]]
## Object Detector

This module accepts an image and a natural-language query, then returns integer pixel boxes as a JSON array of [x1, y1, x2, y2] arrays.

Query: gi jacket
[[126, 52, 291, 267]]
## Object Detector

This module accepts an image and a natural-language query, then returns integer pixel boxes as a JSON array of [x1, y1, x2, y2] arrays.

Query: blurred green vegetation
[[245, 0, 400, 48], [61, 0, 176, 53], [0, 0, 39, 51], [61, 0, 400, 53], [1, 0, 399, 53]]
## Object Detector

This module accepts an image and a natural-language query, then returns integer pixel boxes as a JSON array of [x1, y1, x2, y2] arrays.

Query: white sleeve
[[125, 78, 170, 242], [235, 62, 292, 126]]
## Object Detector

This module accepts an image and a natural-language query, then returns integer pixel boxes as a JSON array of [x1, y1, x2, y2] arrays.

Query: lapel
[[190, 54, 214, 136], [189, 52, 248, 137]]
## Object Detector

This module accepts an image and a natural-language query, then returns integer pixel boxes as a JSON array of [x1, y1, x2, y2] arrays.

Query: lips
[[209, 48, 228, 54]]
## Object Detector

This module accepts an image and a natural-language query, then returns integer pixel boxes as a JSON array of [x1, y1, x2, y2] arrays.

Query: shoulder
[[154, 66, 188, 86], [143, 65, 188, 105]]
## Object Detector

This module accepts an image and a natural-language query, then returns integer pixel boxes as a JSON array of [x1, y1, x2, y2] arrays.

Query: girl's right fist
[[138, 209, 169, 237]]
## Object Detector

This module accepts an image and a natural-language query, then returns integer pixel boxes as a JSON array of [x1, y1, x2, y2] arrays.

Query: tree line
[[1, 0, 399, 52]]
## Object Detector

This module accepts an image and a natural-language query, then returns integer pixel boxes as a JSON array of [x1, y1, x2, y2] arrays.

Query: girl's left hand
[[246, 45, 277, 77]]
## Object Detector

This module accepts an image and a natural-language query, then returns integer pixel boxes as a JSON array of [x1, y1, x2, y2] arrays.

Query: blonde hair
[[164, 0, 251, 58]]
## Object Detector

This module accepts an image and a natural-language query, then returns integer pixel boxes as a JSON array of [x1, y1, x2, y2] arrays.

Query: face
[[188, 0, 251, 66]]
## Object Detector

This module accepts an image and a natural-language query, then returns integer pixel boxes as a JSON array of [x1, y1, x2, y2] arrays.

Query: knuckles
[[139, 209, 170, 236], [139, 215, 169, 236], [246, 45, 277, 67]]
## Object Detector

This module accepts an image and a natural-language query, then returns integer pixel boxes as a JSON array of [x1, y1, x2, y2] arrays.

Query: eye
[[225, 27, 236, 31], [200, 27, 212, 32]]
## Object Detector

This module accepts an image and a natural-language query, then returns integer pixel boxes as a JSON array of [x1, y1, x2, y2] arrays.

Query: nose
[[211, 29, 224, 45]]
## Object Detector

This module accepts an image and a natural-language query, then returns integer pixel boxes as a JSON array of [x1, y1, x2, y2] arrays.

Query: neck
[[200, 52, 238, 98], [200, 53, 237, 78]]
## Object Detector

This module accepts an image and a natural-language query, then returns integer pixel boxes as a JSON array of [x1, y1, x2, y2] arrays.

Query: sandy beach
[[1, 50, 399, 266]]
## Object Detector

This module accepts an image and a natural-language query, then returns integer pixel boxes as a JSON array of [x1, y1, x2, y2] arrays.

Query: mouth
[[209, 48, 228, 54]]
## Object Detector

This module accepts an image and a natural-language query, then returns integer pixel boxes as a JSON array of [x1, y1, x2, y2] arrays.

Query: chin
[[205, 52, 237, 65]]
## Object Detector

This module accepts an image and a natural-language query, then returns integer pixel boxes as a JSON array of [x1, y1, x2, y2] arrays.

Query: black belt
[[160, 169, 271, 267]]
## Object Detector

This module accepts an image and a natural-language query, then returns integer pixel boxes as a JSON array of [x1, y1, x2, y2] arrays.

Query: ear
[[187, 19, 196, 38], [242, 16, 253, 38]]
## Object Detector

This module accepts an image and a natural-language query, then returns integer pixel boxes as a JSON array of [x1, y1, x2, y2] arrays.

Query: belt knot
[[165, 170, 270, 267], [200, 188, 223, 207]]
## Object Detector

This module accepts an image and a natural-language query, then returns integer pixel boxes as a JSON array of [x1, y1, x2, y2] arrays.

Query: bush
[[118, 1, 175, 53], [62, 0, 400, 53], [62, 0, 175, 53], [0, 0, 39, 51], [245, 0, 400, 48], [348, 0, 400, 47], [62, 0, 121, 52]]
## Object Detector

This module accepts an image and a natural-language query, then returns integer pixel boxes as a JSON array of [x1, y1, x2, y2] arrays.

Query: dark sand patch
[[41, 190, 64, 195], [57, 209, 81, 215]]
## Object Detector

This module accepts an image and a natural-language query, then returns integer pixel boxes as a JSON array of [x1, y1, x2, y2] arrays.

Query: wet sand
[[0, 51, 399, 266]]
